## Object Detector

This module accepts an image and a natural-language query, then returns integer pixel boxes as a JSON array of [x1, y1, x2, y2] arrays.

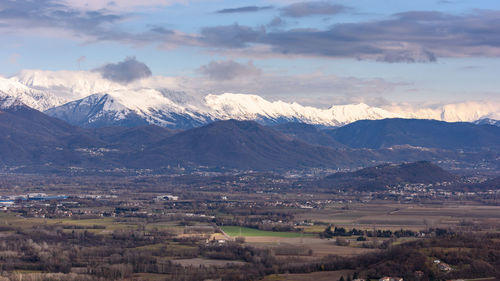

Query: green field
[[221, 226, 314, 238], [0, 213, 135, 233]]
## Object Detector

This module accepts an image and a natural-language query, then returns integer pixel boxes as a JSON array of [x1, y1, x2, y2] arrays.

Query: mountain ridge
[[0, 99, 499, 173], [130, 119, 363, 170], [314, 161, 457, 191], [326, 118, 500, 151], [0, 70, 498, 129]]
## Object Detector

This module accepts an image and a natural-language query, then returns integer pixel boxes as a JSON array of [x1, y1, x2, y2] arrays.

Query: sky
[[1, 0, 500, 108]]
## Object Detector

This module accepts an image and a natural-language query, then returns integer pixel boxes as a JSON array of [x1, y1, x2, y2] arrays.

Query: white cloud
[[56, 0, 187, 12], [178, 71, 406, 107], [197, 60, 261, 81]]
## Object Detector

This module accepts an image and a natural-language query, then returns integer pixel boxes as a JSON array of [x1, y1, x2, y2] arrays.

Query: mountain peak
[[475, 118, 500, 127], [45, 93, 149, 128]]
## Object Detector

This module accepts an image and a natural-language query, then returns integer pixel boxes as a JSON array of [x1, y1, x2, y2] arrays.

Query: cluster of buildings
[[381, 183, 500, 203], [0, 193, 68, 210]]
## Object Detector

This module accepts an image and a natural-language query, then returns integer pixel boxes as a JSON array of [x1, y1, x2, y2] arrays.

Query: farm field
[[295, 203, 500, 231], [247, 236, 378, 257], [263, 270, 355, 281], [221, 226, 315, 238], [0, 213, 142, 234], [172, 258, 247, 267]]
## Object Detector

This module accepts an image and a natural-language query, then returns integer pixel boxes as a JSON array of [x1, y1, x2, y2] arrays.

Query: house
[[438, 263, 452, 272], [155, 194, 179, 201]]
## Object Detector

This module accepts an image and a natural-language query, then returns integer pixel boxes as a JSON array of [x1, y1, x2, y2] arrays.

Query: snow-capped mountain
[[474, 118, 500, 127], [45, 89, 212, 128], [44, 93, 149, 128], [11, 70, 124, 102], [0, 76, 66, 111], [205, 93, 397, 126], [1, 69, 499, 129]]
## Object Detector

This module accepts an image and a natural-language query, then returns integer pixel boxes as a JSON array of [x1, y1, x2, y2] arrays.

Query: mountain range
[[0, 99, 363, 171], [0, 69, 499, 174], [1, 70, 499, 129], [1, 96, 499, 173]]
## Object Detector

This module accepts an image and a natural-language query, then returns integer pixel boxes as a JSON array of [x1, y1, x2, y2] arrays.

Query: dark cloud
[[0, 0, 200, 47], [379, 50, 437, 63], [216, 6, 273, 14], [148, 26, 175, 35], [267, 17, 286, 28], [94, 57, 152, 83], [200, 24, 264, 48], [3, 0, 500, 63], [197, 10, 500, 62], [281, 1, 349, 18], [197, 60, 261, 80], [0, 0, 122, 35]]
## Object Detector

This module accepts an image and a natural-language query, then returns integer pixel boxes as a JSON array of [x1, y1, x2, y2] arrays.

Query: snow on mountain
[[391, 101, 500, 123], [205, 93, 397, 126], [474, 118, 500, 127], [0, 76, 66, 111], [204, 94, 500, 126], [1, 69, 499, 128], [46, 89, 211, 128], [44, 93, 149, 128], [11, 70, 124, 101], [96, 88, 211, 127], [440, 102, 500, 122], [0, 95, 25, 110]]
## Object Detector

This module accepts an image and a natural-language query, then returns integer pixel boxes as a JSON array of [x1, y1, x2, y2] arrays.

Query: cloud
[[94, 57, 152, 83], [0, 0, 200, 48], [197, 10, 500, 62], [267, 17, 286, 28], [200, 24, 264, 48], [280, 1, 349, 17], [377, 50, 437, 63], [185, 67, 406, 106], [216, 6, 273, 14], [197, 60, 262, 81], [57, 0, 185, 12], [0, 0, 122, 38], [3, 1, 500, 63]]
